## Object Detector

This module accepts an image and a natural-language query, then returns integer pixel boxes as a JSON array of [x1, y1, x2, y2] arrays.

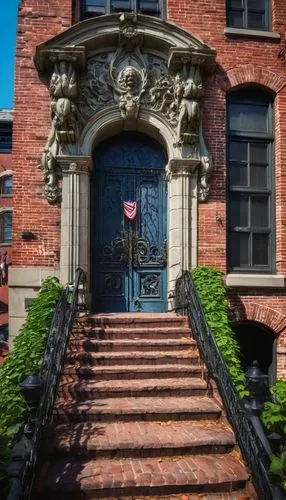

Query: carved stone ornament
[[36, 15, 216, 202], [38, 48, 85, 203]]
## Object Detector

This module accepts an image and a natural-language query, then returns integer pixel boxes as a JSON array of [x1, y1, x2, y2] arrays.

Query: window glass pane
[[250, 143, 268, 164], [230, 0, 243, 8], [229, 10, 243, 27], [251, 195, 269, 227], [139, 0, 160, 13], [2, 214, 12, 243], [2, 177, 12, 195], [250, 165, 268, 187], [229, 193, 249, 227], [229, 232, 249, 268], [229, 103, 269, 133], [248, 0, 265, 11], [252, 233, 269, 266], [248, 11, 265, 29], [229, 162, 248, 186], [84, 0, 106, 13], [111, 0, 132, 11], [229, 141, 248, 162]]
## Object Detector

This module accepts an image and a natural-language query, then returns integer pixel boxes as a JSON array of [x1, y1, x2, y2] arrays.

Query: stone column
[[56, 156, 92, 286], [167, 159, 199, 304]]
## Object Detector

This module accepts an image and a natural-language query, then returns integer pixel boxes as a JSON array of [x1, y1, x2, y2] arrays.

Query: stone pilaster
[[56, 156, 91, 285], [167, 159, 199, 303]]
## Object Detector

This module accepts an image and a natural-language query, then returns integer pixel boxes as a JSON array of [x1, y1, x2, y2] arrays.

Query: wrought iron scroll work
[[133, 235, 167, 267], [174, 271, 283, 500], [19, 268, 87, 499], [101, 233, 167, 268]]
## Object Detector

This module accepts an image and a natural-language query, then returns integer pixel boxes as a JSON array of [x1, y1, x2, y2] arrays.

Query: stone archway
[[35, 14, 216, 307]]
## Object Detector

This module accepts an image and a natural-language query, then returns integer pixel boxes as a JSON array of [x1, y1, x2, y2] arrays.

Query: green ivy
[[191, 266, 248, 397], [0, 277, 63, 494], [261, 379, 286, 491]]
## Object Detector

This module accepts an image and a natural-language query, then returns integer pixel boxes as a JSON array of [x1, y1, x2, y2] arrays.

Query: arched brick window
[[227, 86, 274, 273], [80, 0, 165, 19], [0, 212, 12, 245]]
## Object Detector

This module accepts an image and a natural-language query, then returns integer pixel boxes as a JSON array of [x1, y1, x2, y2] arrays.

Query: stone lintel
[[56, 155, 92, 174], [167, 158, 200, 177], [168, 47, 216, 72], [35, 46, 86, 72]]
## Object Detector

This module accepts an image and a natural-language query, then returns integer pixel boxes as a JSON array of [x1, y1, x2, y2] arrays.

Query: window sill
[[224, 27, 281, 41], [226, 273, 285, 288]]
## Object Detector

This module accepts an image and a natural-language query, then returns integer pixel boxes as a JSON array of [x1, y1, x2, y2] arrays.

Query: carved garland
[[37, 15, 215, 203]]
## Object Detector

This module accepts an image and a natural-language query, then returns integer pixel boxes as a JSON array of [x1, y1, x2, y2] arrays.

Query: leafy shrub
[[269, 452, 286, 491], [191, 266, 248, 397], [262, 380, 286, 435], [0, 277, 63, 493]]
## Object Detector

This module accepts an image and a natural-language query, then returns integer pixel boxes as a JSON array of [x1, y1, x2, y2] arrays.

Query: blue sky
[[0, 0, 19, 109]]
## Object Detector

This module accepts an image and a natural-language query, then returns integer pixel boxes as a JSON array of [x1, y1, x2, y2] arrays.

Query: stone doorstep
[[46, 420, 235, 458], [71, 327, 193, 340], [65, 351, 200, 366], [96, 492, 256, 500], [57, 377, 208, 400], [37, 454, 250, 495], [68, 338, 197, 353], [75, 316, 189, 330], [62, 363, 203, 381], [53, 396, 222, 423]]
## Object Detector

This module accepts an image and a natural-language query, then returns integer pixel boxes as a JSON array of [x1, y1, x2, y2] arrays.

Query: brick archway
[[216, 64, 286, 94], [230, 301, 286, 336]]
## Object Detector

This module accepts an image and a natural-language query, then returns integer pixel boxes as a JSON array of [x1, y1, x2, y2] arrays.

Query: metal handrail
[[7, 268, 87, 500], [174, 270, 284, 500]]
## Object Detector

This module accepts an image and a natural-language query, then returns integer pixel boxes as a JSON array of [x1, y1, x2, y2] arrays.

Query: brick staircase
[[36, 313, 256, 499]]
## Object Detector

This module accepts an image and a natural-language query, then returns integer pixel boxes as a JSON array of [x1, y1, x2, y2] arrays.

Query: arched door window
[[227, 87, 274, 273]]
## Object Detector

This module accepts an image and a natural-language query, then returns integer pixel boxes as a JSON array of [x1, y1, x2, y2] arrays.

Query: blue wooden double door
[[91, 133, 167, 312]]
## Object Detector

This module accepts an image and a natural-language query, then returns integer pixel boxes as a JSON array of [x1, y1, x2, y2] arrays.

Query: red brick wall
[[168, 0, 286, 372], [12, 0, 73, 268], [12, 0, 286, 373]]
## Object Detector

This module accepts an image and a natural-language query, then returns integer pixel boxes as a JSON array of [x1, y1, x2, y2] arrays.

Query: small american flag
[[123, 201, 137, 221]]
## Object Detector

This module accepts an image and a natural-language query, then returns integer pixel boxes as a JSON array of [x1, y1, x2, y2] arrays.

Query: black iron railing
[[7, 268, 87, 500], [174, 270, 284, 500]]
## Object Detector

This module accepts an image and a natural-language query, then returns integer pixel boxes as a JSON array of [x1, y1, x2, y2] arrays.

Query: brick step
[[68, 338, 196, 353], [97, 491, 256, 500], [58, 377, 208, 400], [75, 313, 189, 330], [63, 363, 203, 381], [46, 421, 235, 458], [37, 454, 250, 498], [65, 351, 200, 366], [71, 326, 193, 341], [53, 396, 222, 423]]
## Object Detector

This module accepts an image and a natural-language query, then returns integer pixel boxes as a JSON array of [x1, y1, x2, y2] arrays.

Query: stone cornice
[[167, 158, 200, 178], [35, 46, 86, 72], [56, 156, 92, 174]]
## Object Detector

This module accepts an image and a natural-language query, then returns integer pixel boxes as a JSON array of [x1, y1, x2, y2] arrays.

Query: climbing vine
[[191, 266, 248, 397], [0, 277, 63, 493]]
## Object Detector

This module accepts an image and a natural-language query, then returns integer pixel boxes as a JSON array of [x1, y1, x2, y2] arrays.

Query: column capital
[[166, 158, 200, 179], [56, 155, 92, 174]]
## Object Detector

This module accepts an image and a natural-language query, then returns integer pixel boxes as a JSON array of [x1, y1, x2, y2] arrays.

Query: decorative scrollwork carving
[[103, 273, 123, 296], [133, 236, 167, 267], [39, 50, 84, 203], [140, 273, 160, 296], [101, 234, 129, 267]]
